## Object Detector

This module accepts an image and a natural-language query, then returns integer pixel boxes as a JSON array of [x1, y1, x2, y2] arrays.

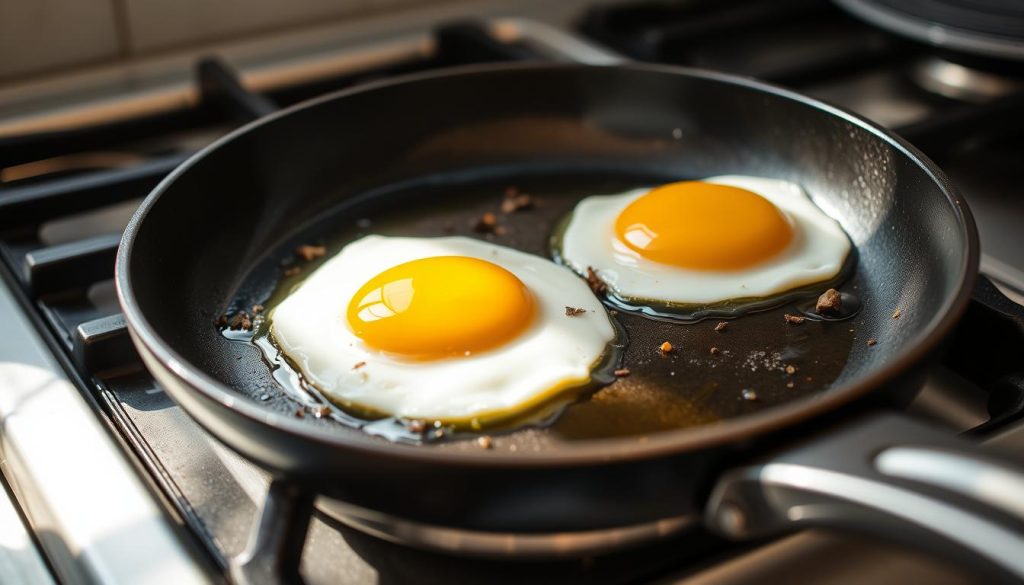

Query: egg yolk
[[347, 256, 535, 359], [614, 181, 794, 270]]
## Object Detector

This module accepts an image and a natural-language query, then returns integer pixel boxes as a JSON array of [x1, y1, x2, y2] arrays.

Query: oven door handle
[[706, 412, 1024, 582]]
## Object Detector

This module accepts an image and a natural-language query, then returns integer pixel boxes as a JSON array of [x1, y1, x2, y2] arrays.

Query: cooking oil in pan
[[227, 314, 626, 445], [220, 172, 860, 444]]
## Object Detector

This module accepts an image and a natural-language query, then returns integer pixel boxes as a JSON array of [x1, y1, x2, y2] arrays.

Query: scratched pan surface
[[117, 63, 976, 533]]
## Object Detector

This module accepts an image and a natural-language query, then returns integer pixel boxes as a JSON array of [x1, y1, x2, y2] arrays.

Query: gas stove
[[1, 2, 1023, 584]]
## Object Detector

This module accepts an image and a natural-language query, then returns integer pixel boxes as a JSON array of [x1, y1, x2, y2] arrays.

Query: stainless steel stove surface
[[1, 2, 1024, 584]]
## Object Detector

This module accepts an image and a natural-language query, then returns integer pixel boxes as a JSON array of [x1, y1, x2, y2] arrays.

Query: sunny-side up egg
[[269, 236, 616, 426], [556, 175, 852, 313]]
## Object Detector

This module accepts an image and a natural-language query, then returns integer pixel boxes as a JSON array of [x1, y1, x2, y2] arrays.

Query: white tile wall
[[119, 0, 438, 55], [0, 0, 537, 86], [0, 0, 458, 83], [0, 0, 122, 81]]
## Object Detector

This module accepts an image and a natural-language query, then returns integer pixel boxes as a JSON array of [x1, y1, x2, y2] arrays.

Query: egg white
[[270, 236, 615, 424], [557, 175, 852, 306]]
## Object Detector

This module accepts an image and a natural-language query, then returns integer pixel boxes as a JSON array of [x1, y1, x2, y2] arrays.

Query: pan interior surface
[[120, 63, 975, 462], [227, 170, 860, 448]]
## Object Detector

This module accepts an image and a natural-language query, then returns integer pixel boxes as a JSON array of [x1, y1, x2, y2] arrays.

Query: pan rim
[[115, 61, 979, 468]]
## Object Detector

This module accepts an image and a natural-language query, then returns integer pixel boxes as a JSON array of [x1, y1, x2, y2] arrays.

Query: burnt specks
[[296, 244, 326, 262], [585, 266, 608, 295], [311, 405, 332, 418], [228, 311, 252, 331], [659, 341, 673, 354], [785, 364, 797, 375], [501, 187, 534, 213], [815, 288, 842, 315], [783, 313, 805, 325], [565, 306, 587, 317], [352, 361, 366, 370], [614, 368, 631, 378], [477, 435, 493, 450], [867, 338, 878, 347], [473, 212, 506, 235], [709, 346, 720, 355], [714, 321, 728, 332], [892, 309, 902, 320]]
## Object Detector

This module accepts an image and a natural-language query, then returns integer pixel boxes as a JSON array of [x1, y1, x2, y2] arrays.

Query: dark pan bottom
[[315, 497, 696, 559]]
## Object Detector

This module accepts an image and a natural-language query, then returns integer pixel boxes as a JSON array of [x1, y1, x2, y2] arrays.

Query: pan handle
[[971, 274, 1024, 329], [706, 412, 1024, 582]]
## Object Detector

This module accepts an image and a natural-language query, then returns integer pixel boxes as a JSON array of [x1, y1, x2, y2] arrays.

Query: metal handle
[[706, 413, 1024, 582], [971, 275, 1024, 332], [954, 275, 1024, 434]]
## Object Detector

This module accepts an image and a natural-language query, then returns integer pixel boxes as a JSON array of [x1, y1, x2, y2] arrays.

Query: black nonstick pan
[[116, 63, 1024, 583]]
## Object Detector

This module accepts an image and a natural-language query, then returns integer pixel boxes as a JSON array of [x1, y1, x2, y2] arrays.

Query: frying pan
[[115, 63, 1024, 583]]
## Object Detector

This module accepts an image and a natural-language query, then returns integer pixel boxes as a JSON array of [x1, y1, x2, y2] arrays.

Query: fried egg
[[269, 236, 615, 426], [556, 175, 851, 310]]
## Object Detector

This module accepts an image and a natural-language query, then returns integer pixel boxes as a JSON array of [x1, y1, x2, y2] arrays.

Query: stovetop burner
[[2, 4, 1024, 584], [834, 0, 1024, 62]]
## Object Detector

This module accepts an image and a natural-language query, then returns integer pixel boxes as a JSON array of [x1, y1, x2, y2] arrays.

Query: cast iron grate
[[577, 0, 1024, 160], [578, 0, 902, 84]]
